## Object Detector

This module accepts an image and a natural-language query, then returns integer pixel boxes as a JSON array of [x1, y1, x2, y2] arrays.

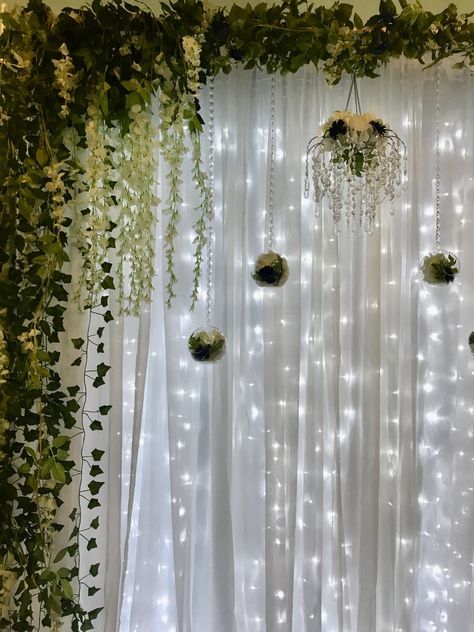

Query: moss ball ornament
[[187, 327, 226, 363], [420, 251, 459, 285], [251, 251, 289, 287]]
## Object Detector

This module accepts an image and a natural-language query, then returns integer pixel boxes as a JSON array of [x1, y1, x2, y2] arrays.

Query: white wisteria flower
[[74, 101, 116, 308], [0, 567, 15, 620], [305, 109, 406, 234], [182, 35, 201, 94], [113, 102, 159, 315], [252, 251, 289, 287], [0, 328, 8, 386], [52, 43, 81, 119], [188, 326, 226, 363]]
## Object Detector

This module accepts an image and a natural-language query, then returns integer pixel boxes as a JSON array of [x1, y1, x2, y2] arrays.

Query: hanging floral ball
[[469, 332, 474, 354], [252, 251, 289, 287], [188, 327, 226, 363], [420, 251, 459, 285]]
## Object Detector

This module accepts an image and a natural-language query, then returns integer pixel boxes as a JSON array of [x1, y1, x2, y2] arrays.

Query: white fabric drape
[[98, 62, 474, 632]]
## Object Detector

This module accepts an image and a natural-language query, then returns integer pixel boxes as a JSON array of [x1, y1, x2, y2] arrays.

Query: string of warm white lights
[[115, 65, 473, 632]]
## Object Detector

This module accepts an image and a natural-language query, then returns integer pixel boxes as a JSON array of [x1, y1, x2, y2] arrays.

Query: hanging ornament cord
[[206, 76, 215, 323], [434, 66, 441, 249], [345, 74, 362, 115], [267, 73, 276, 251]]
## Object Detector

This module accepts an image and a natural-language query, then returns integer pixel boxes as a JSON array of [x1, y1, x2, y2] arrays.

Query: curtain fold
[[101, 62, 474, 632]]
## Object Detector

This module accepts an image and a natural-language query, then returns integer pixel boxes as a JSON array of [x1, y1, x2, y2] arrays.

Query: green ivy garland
[[0, 0, 473, 628]]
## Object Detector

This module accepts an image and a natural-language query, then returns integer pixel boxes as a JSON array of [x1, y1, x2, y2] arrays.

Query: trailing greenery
[[0, 0, 472, 628]]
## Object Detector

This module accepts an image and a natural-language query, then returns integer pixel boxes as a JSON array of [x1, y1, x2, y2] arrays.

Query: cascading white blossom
[[113, 103, 159, 315], [182, 35, 201, 94], [52, 43, 81, 119], [0, 327, 8, 388], [0, 567, 15, 620], [43, 161, 67, 228], [74, 102, 116, 309]]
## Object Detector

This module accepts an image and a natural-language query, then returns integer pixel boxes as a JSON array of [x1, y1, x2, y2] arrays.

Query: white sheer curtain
[[98, 61, 474, 632]]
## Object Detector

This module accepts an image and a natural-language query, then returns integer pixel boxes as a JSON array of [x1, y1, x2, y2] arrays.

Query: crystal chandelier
[[304, 75, 407, 234]]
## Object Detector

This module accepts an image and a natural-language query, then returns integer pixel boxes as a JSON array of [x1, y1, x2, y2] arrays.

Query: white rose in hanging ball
[[252, 251, 289, 287], [188, 326, 226, 363], [420, 251, 459, 285]]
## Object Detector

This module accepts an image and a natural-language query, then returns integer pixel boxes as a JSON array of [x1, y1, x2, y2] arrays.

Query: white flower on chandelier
[[305, 109, 407, 234]]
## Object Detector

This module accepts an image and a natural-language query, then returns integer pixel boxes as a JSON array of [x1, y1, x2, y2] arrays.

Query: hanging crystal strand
[[187, 76, 227, 363], [251, 74, 289, 288], [434, 65, 441, 249], [206, 76, 215, 323], [419, 65, 459, 287], [267, 73, 276, 251]]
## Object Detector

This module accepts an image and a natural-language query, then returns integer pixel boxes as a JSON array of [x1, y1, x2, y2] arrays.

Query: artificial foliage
[[0, 0, 473, 628]]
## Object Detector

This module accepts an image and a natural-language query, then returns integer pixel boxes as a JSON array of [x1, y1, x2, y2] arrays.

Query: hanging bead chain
[[206, 77, 215, 323], [267, 74, 276, 251], [434, 66, 441, 248]]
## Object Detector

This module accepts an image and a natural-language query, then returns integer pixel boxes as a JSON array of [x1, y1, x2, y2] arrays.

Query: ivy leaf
[[88, 586, 100, 597], [88, 498, 100, 509], [101, 275, 115, 290], [97, 326, 104, 338], [97, 362, 111, 378], [104, 310, 114, 323], [66, 399, 81, 413], [71, 338, 84, 349], [71, 356, 82, 367], [99, 405, 112, 415], [90, 465, 103, 477], [101, 262, 112, 273], [92, 376, 105, 388], [90, 516, 99, 529], [67, 385, 81, 397], [88, 481, 104, 495], [91, 449, 104, 461], [100, 296, 108, 307], [89, 608, 103, 621], [90, 420, 102, 431], [86, 538, 97, 551]]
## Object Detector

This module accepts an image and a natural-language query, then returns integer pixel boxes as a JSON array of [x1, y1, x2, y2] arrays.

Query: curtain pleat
[[94, 62, 474, 632]]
